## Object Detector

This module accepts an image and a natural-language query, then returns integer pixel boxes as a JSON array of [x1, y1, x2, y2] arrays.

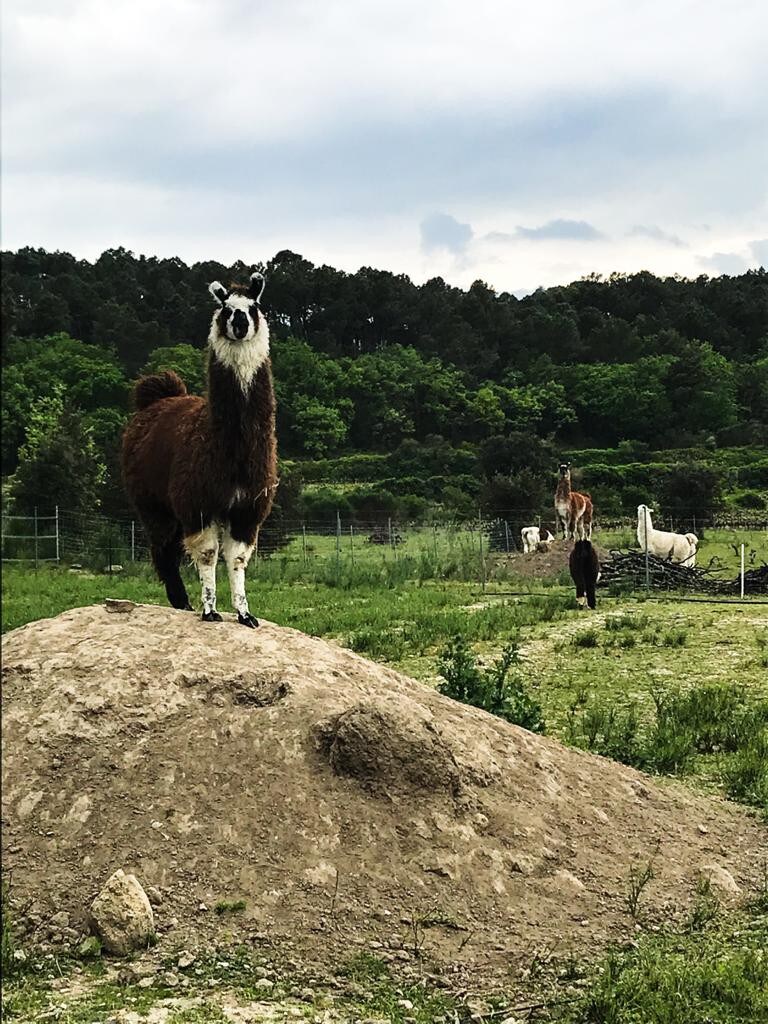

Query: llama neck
[[556, 476, 571, 500], [206, 354, 276, 466], [638, 510, 652, 541]]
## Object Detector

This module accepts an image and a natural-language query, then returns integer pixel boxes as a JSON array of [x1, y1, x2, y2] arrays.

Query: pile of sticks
[[598, 550, 768, 596]]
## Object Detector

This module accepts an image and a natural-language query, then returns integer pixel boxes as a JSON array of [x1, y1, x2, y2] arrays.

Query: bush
[[437, 636, 545, 733], [723, 729, 768, 811], [733, 490, 766, 509], [739, 460, 768, 489]]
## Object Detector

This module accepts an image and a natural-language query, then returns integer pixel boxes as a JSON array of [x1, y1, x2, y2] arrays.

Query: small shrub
[[574, 701, 642, 766], [661, 627, 687, 647], [722, 728, 768, 811], [685, 875, 720, 933], [625, 850, 658, 919], [1, 880, 15, 979], [733, 490, 766, 509], [573, 629, 600, 649], [437, 636, 545, 733], [214, 898, 246, 915]]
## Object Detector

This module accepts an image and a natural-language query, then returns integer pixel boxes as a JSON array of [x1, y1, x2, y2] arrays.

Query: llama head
[[637, 504, 654, 524], [208, 272, 270, 388], [558, 462, 571, 478]]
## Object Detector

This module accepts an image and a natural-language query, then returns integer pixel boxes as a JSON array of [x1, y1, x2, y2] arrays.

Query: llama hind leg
[[222, 528, 258, 628], [151, 533, 192, 610], [184, 525, 221, 622]]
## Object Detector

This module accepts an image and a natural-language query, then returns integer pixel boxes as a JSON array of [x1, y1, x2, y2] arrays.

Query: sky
[[2, 0, 767, 294]]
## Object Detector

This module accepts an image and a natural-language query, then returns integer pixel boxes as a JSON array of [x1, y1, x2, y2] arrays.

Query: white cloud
[[1, 0, 767, 290]]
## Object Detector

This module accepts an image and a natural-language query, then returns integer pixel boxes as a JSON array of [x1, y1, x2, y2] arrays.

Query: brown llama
[[122, 272, 277, 627], [554, 462, 593, 541]]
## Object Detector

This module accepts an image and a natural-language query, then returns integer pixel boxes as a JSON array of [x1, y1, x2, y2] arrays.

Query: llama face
[[558, 462, 571, 478], [216, 294, 260, 344], [208, 273, 270, 390]]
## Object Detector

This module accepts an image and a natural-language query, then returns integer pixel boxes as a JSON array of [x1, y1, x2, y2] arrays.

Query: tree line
[[2, 246, 766, 520]]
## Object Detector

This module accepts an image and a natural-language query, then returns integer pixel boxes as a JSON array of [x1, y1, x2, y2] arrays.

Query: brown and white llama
[[554, 462, 593, 541], [122, 272, 278, 627]]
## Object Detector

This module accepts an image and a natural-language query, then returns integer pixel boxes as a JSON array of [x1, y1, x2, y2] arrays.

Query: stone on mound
[[1, 605, 762, 985]]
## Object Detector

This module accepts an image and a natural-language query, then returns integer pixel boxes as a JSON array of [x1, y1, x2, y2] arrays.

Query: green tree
[[666, 341, 738, 435], [292, 398, 350, 457], [9, 388, 105, 514], [142, 344, 207, 395]]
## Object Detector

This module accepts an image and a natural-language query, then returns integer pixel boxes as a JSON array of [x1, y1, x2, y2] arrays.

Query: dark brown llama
[[569, 540, 600, 610], [554, 462, 593, 541], [122, 272, 277, 627]]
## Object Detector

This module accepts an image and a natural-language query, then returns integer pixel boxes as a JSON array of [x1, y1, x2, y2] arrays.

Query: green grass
[[555, 912, 768, 1024]]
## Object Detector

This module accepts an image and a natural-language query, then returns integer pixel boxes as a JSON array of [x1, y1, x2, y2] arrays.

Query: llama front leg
[[184, 525, 222, 622], [222, 530, 258, 628]]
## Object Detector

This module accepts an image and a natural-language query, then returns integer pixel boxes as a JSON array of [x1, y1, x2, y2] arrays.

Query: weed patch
[[438, 635, 545, 732]]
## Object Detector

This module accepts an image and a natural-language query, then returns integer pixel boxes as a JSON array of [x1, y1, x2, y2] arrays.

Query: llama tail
[[133, 371, 187, 410]]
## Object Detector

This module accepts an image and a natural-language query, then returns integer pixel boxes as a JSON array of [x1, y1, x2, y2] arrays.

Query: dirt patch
[[2, 604, 764, 992], [491, 538, 611, 581]]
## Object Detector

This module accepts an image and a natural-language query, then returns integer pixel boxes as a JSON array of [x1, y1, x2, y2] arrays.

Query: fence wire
[[2, 507, 766, 593]]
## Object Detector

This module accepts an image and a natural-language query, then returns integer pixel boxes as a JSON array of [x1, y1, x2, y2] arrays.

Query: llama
[[569, 540, 600, 609], [521, 526, 555, 553], [554, 462, 593, 540], [122, 272, 278, 627], [636, 505, 697, 567]]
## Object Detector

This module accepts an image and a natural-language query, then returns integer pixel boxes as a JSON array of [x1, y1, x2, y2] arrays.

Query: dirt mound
[[2, 605, 763, 988], [492, 538, 612, 581]]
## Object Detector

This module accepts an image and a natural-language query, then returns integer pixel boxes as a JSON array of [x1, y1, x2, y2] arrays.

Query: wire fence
[[2, 507, 767, 593]]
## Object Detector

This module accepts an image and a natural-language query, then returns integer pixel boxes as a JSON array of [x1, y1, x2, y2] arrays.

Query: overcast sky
[[2, 0, 767, 293]]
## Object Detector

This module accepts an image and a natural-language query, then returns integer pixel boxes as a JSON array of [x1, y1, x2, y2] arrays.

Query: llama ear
[[249, 272, 265, 302], [209, 281, 229, 305]]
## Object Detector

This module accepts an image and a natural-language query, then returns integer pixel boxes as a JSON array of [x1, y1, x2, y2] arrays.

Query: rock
[[89, 869, 155, 955], [13, 949, 27, 964], [253, 977, 274, 992], [50, 911, 70, 929], [162, 971, 180, 988], [103, 565, 124, 574], [145, 886, 163, 906], [105, 599, 135, 614], [397, 999, 414, 1011], [177, 950, 196, 969], [138, 976, 154, 988], [700, 864, 741, 896]]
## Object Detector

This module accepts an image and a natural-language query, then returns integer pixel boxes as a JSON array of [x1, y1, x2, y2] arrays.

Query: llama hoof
[[201, 610, 223, 622], [237, 612, 259, 629], [184, 603, 194, 611]]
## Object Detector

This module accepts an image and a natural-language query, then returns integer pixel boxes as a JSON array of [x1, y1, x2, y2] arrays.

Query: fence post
[[478, 509, 487, 592], [504, 519, 510, 553], [643, 507, 650, 592], [336, 511, 341, 570], [34, 506, 39, 570], [302, 524, 307, 566], [108, 522, 113, 576], [433, 522, 439, 561], [349, 524, 355, 567], [55, 505, 60, 564], [130, 520, 136, 562], [740, 543, 745, 599]]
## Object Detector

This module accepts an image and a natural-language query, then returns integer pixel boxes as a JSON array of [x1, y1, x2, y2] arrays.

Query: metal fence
[[2, 507, 766, 578]]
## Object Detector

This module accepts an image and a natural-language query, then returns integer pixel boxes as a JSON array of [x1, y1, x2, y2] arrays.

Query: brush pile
[[598, 550, 768, 595]]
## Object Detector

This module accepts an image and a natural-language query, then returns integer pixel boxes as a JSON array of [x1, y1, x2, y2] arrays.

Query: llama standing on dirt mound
[[554, 462, 593, 540], [122, 272, 277, 627]]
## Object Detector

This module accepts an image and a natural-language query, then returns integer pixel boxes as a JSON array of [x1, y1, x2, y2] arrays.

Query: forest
[[2, 246, 767, 522]]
